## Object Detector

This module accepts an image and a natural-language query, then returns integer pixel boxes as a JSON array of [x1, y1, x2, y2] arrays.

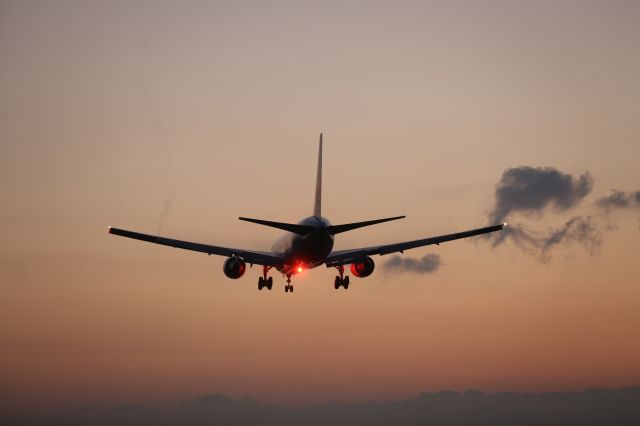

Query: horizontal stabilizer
[[239, 217, 315, 235], [328, 216, 405, 235]]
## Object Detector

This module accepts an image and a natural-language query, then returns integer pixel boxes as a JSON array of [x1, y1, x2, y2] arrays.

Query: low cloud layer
[[383, 254, 442, 274], [596, 189, 640, 211]]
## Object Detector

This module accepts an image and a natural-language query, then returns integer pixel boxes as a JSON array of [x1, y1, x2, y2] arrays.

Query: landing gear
[[284, 274, 293, 293], [334, 265, 350, 289], [258, 266, 273, 290], [334, 276, 349, 289]]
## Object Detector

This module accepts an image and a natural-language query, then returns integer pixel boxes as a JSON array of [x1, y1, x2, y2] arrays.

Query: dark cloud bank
[[488, 166, 594, 224], [6, 387, 640, 426]]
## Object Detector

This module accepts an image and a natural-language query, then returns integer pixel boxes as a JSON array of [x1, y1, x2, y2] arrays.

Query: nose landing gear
[[334, 265, 350, 289], [284, 274, 293, 293]]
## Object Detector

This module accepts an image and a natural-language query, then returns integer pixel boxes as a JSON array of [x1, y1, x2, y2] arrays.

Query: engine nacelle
[[223, 257, 246, 279], [350, 256, 375, 278]]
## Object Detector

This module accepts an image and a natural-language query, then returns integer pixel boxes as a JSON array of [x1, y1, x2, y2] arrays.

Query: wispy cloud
[[489, 166, 593, 224], [383, 254, 442, 274], [596, 189, 640, 211], [486, 166, 601, 260]]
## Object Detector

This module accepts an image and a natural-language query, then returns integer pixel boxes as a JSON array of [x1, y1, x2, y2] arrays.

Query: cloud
[[489, 166, 593, 224], [492, 217, 602, 261], [383, 254, 442, 274], [486, 167, 601, 260], [596, 189, 640, 211], [541, 216, 601, 255]]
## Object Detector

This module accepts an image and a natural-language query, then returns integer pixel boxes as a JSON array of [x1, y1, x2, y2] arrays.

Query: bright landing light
[[297, 266, 303, 273]]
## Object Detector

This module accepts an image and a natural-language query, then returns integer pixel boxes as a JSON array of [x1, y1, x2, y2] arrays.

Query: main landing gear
[[284, 274, 294, 293], [257, 266, 293, 293], [258, 266, 273, 290], [334, 265, 350, 290]]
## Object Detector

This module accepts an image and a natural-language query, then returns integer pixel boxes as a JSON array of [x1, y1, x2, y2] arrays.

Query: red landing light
[[297, 266, 303, 273]]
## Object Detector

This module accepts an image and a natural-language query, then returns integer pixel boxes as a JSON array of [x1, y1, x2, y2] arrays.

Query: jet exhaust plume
[[383, 254, 442, 274]]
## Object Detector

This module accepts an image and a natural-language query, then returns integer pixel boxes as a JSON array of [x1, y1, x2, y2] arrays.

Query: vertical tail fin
[[313, 133, 323, 217]]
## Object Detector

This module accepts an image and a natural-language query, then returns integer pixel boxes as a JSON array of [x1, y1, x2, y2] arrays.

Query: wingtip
[[107, 226, 113, 234]]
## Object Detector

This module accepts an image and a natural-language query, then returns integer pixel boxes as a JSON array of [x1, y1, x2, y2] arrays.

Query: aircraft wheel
[[344, 276, 350, 289], [284, 285, 289, 293], [334, 276, 341, 290], [290, 285, 294, 292], [258, 277, 264, 290], [267, 277, 273, 290]]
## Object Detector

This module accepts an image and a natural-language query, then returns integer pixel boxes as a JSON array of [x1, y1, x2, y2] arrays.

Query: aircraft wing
[[324, 223, 505, 267], [108, 227, 284, 267]]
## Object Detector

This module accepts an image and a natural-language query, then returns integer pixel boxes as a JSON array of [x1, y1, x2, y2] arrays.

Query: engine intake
[[350, 256, 375, 278], [223, 257, 246, 279]]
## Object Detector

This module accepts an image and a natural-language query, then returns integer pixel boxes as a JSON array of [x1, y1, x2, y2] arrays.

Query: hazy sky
[[1, 0, 639, 416]]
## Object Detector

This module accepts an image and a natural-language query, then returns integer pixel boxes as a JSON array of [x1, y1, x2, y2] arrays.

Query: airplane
[[108, 134, 505, 293]]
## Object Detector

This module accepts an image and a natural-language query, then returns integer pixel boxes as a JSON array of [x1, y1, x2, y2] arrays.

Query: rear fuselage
[[271, 216, 334, 274]]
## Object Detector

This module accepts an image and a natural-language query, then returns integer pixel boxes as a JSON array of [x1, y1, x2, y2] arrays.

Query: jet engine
[[223, 257, 246, 279], [350, 256, 375, 278]]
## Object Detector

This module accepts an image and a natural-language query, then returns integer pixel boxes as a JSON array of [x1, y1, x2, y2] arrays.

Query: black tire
[[334, 276, 341, 290], [267, 277, 273, 290], [258, 277, 264, 290], [285, 286, 289, 293], [344, 276, 350, 288]]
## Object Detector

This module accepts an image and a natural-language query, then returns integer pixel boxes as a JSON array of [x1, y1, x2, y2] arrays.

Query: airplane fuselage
[[271, 216, 334, 274]]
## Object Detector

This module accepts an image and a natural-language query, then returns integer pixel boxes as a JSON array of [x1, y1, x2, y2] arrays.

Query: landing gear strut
[[258, 266, 273, 290], [284, 274, 293, 293], [334, 265, 350, 290]]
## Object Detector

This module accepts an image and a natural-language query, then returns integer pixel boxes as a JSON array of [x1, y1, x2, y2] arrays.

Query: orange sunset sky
[[1, 0, 640, 412]]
